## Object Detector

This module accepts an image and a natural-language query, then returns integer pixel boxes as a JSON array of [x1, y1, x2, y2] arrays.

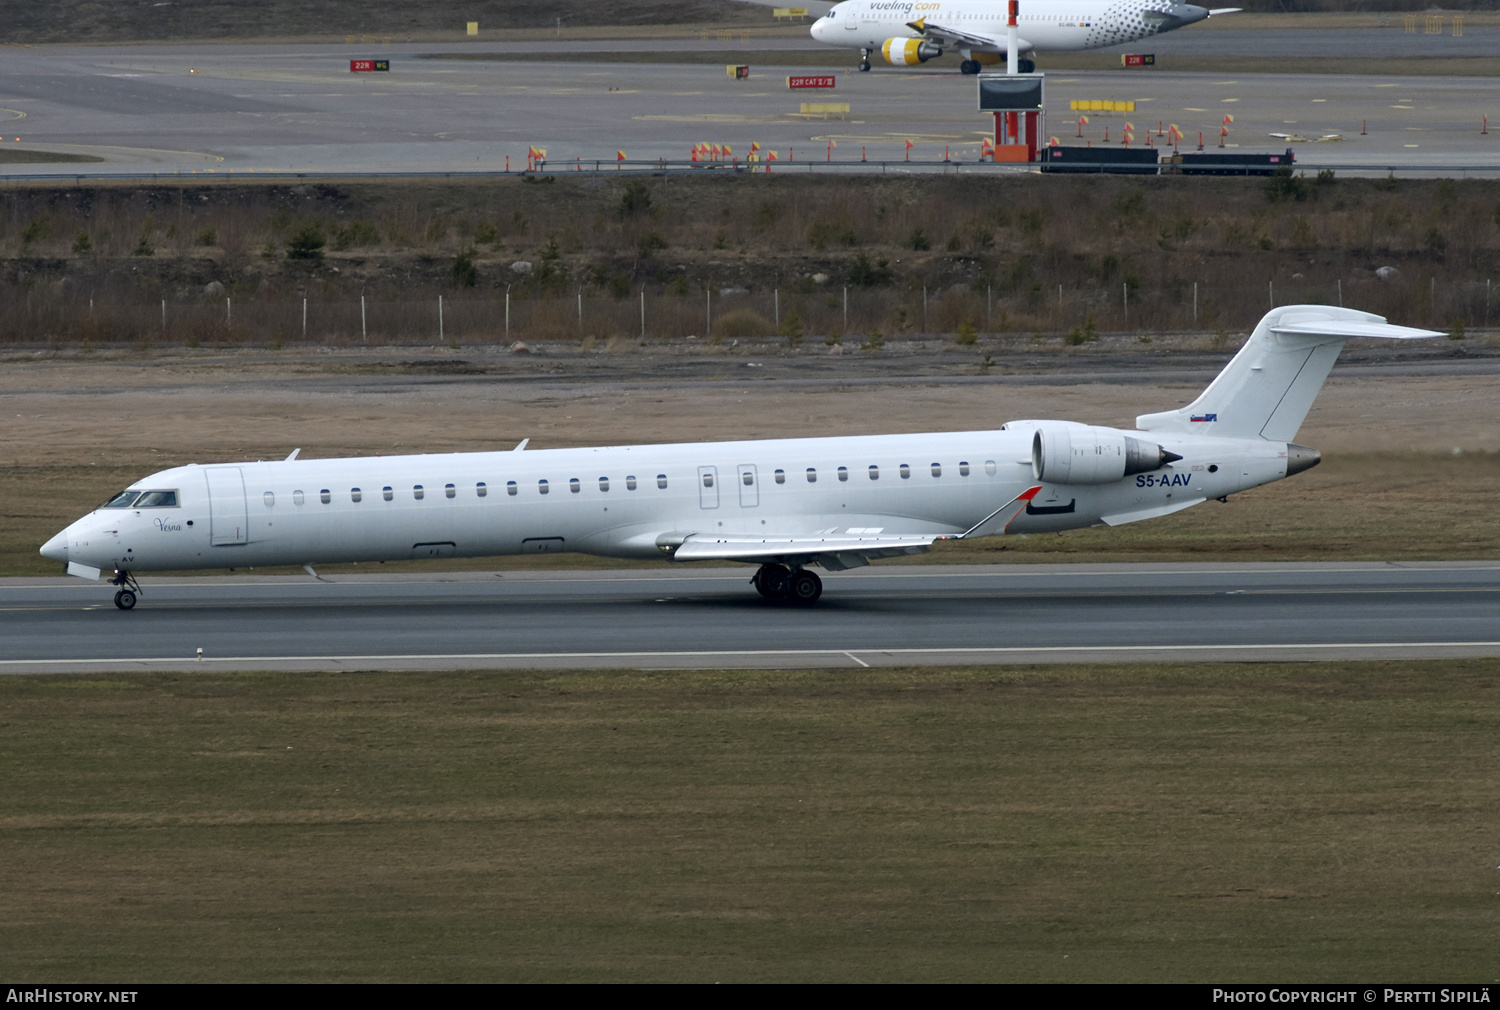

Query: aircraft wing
[[669, 487, 1043, 571], [905, 18, 1012, 52], [672, 532, 937, 571]]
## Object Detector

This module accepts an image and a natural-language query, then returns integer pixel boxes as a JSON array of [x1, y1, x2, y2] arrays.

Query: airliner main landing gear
[[960, 59, 981, 75], [110, 568, 141, 610], [859, 48, 872, 71], [752, 564, 823, 605]]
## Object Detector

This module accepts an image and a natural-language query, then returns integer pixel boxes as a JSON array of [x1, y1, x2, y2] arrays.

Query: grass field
[[1, 661, 1495, 982]]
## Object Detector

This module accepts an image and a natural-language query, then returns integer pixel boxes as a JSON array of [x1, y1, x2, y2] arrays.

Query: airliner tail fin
[[1135, 306, 1441, 441]]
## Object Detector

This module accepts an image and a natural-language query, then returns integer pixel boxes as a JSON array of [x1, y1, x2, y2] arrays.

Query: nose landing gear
[[859, 48, 872, 71], [110, 568, 141, 610], [752, 564, 824, 605]]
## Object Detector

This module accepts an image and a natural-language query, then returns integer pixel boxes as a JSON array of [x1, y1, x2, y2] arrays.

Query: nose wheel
[[109, 568, 142, 611], [859, 48, 871, 71], [752, 564, 823, 605]]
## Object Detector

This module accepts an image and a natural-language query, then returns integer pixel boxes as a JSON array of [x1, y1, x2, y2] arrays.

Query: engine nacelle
[[882, 37, 943, 66], [1031, 424, 1181, 485]]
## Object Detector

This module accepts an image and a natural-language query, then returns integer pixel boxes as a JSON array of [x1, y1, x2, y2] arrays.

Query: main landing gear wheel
[[113, 589, 136, 610], [787, 570, 823, 606], [753, 564, 792, 600], [960, 59, 981, 75], [1019, 58, 1035, 73]]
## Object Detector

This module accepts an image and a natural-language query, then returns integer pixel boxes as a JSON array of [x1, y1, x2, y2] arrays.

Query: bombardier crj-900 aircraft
[[43, 307, 1437, 610], [810, 0, 1236, 74]]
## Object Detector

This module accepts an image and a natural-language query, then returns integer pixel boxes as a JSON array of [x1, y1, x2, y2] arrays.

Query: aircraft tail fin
[[1135, 306, 1441, 441]]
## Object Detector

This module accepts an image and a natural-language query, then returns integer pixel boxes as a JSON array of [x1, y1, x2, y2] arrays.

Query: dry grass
[[1, 661, 1495, 982], [3, 175, 1498, 348]]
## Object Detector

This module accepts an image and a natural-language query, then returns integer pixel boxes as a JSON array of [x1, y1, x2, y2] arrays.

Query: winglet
[[513, 438, 529, 452], [285, 448, 300, 461], [906, 16, 927, 31]]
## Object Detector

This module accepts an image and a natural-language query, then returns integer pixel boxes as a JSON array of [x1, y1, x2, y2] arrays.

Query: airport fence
[[3, 277, 1489, 347]]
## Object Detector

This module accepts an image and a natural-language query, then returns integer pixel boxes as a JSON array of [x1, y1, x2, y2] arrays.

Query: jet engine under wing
[[671, 532, 938, 571], [905, 17, 1021, 52]]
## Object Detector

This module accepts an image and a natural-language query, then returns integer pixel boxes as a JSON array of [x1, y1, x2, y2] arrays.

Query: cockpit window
[[105, 490, 177, 508]]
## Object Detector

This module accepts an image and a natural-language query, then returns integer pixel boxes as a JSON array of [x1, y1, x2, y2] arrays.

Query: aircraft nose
[[40, 529, 69, 562]]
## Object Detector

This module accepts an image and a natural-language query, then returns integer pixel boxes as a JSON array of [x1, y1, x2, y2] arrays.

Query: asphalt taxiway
[[0, 28, 1495, 176], [3, 562, 1496, 673]]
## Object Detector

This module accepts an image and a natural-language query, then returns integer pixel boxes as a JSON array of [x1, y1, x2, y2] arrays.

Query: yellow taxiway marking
[[0, 108, 25, 120], [1404, 143, 1420, 147], [1182, 107, 1207, 112], [1212, 80, 1237, 85], [1373, 83, 1398, 87], [1221, 97, 1239, 102]]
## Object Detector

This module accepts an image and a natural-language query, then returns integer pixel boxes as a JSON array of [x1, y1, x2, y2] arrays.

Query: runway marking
[[3, 641, 1499, 671]]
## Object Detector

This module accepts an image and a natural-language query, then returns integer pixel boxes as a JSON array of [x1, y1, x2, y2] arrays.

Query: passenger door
[[204, 466, 248, 546]]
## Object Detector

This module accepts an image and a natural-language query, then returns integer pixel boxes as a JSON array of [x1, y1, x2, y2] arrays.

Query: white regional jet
[[42, 306, 1437, 610], [809, 0, 1237, 74]]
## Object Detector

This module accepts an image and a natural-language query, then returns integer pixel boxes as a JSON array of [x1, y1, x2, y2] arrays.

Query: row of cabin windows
[[770, 461, 990, 484], [262, 461, 998, 506], [265, 475, 668, 507]]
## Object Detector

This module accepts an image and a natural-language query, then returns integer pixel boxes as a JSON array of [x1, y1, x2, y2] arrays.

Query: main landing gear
[[752, 564, 823, 605], [960, 59, 981, 75], [859, 48, 872, 72], [110, 568, 141, 610]]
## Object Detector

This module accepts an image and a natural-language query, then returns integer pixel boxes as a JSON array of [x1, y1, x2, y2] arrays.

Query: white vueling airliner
[[42, 306, 1437, 610], [809, 0, 1237, 74]]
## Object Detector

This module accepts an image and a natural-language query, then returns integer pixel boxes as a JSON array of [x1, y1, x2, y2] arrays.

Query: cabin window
[[383, 486, 393, 501], [103, 492, 140, 508], [774, 469, 785, 484], [599, 477, 609, 492], [293, 490, 305, 506], [263, 492, 275, 507], [657, 474, 668, 489], [900, 464, 911, 479], [837, 466, 848, 482], [959, 461, 971, 477], [476, 482, 487, 497], [569, 478, 581, 494], [351, 488, 362, 503], [539, 480, 549, 495], [742, 471, 754, 486], [806, 468, 817, 483], [868, 465, 879, 481], [702, 472, 714, 488], [320, 489, 331, 504], [931, 463, 941, 478], [985, 460, 997, 476], [413, 485, 425, 500], [445, 484, 456, 499], [507, 481, 518, 496], [626, 475, 637, 490]]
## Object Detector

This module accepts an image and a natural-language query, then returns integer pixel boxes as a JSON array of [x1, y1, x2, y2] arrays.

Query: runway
[[0, 27, 1496, 176], [3, 562, 1497, 673]]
